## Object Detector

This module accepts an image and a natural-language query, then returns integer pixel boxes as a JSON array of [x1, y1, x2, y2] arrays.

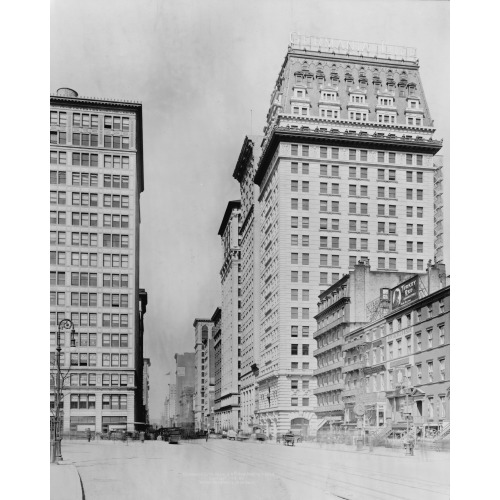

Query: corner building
[[50, 88, 145, 434], [252, 35, 443, 437]]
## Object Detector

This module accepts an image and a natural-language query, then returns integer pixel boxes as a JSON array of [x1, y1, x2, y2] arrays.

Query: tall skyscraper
[[216, 202, 242, 431], [232, 136, 263, 432], [174, 352, 196, 430], [193, 318, 215, 431], [252, 34, 443, 437], [50, 88, 145, 434]]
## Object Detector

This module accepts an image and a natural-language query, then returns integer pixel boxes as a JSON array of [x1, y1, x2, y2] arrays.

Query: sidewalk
[[50, 461, 83, 500]]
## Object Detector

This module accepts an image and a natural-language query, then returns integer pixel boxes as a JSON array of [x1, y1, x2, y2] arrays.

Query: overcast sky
[[50, 0, 449, 421]]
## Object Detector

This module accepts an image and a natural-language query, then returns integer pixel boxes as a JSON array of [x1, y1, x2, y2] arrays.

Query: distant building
[[142, 358, 151, 424], [217, 202, 242, 431], [136, 289, 149, 426], [50, 88, 146, 434], [212, 308, 222, 432], [193, 319, 214, 430], [232, 137, 263, 433], [175, 352, 195, 429]]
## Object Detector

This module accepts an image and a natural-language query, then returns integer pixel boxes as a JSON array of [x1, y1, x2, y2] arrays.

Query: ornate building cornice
[[255, 125, 442, 186]]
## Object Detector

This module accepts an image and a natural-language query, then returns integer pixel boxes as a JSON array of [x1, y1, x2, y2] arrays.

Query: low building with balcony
[[313, 260, 413, 432], [342, 262, 449, 438]]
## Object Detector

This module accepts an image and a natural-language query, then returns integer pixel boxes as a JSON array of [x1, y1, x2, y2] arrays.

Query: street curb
[[50, 462, 84, 500]]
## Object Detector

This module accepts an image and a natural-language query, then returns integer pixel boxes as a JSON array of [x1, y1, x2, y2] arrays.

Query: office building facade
[[217, 202, 242, 431], [233, 136, 263, 433], [50, 88, 145, 434], [252, 35, 442, 437]]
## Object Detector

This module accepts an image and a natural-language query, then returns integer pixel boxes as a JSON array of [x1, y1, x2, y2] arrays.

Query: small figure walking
[[86, 428, 91, 443], [206, 430, 209, 442]]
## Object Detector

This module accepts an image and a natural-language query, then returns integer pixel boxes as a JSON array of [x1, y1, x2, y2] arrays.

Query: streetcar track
[[211, 441, 448, 490], [200, 441, 448, 500]]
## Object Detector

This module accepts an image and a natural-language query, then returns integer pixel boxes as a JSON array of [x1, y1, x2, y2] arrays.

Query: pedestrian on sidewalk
[[206, 430, 209, 442], [86, 428, 91, 443]]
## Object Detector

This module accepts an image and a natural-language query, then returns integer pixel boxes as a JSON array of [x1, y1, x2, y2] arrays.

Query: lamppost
[[51, 318, 75, 463]]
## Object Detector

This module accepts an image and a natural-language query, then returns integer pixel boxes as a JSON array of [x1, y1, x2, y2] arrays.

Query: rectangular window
[[439, 325, 445, 345], [291, 162, 298, 173]]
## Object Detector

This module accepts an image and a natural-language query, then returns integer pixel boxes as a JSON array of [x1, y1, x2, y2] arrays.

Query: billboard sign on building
[[391, 276, 419, 311]]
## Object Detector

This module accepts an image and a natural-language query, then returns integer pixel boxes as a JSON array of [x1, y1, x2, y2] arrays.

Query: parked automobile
[[255, 432, 266, 442], [221, 430, 227, 439], [227, 430, 237, 440]]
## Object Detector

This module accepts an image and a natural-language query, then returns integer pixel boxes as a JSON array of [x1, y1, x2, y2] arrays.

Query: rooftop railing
[[289, 33, 418, 63]]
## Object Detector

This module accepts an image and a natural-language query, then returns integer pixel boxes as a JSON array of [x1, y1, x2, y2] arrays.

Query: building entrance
[[290, 417, 309, 437]]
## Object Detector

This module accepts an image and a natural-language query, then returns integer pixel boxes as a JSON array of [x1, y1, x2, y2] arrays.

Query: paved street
[[61, 439, 449, 500]]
